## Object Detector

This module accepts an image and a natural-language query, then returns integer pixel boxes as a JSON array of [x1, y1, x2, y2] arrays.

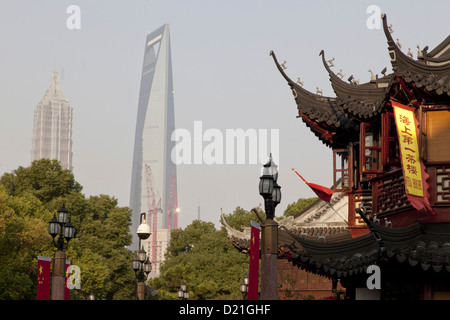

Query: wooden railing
[[425, 162, 450, 206], [347, 189, 372, 231], [372, 168, 412, 217], [371, 163, 450, 216]]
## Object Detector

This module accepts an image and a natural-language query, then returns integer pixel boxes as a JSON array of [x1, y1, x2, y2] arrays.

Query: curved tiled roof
[[382, 14, 450, 98], [272, 14, 450, 148], [223, 195, 352, 255], [280, 207, 450, 279], [319, 50, 392, 120], [270, 50, 359, 148]]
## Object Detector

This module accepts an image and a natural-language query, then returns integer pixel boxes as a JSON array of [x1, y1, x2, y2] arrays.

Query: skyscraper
[[31, 70, 73, 170], [130, 24, 178, 272]]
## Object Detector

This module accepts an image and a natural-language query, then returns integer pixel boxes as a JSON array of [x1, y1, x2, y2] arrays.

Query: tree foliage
[[148, 209, 254, 300], [0, 159, 135, 300], [148, 201, 321, 300], [0, 159, 82, 203], [282, 197, 318, 219], [0, 159, 323, 300], [220, 206, 264, 231]]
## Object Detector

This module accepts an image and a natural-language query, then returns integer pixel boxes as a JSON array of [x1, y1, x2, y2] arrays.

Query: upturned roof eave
[[382, 14, 450, 77], [270, 50, 359, 147]]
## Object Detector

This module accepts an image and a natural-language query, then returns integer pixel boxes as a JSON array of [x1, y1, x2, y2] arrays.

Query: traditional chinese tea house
[[226, 14, 450, 300]]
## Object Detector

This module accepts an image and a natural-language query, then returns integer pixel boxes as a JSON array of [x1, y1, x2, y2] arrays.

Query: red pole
[[248, 221, 260, 300]]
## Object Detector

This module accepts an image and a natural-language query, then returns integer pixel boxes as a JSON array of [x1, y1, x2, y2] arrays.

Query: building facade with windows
[[130, 24, 178, 276], [31, 70, 73, 171], [226, 14, 450, 300], [144, 228, 171, 277]]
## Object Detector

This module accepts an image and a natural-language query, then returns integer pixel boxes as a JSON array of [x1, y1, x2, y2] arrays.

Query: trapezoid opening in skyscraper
[[130, 24, 178, 262]]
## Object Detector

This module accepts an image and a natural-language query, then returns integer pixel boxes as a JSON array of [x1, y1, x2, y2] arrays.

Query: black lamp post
[[48, 205, 76, 250], [133, 212, 152, 300], [178, 282, 189, 300], [259, 154, 281, 218], [48, 204, 76, 300], [259, 154, 281, 300], [240, 274, 249, 300]]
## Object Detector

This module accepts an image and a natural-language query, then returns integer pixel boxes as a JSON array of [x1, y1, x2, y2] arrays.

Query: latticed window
[[333, 149, 350, 191], [360, 123, 382, 173], [423, 109, 450, 162], [382, 112, 400, 170]]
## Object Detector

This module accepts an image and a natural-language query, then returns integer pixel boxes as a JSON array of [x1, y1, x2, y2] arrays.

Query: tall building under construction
[[130, 24, 178, 275], [31, 70, 73, 171]]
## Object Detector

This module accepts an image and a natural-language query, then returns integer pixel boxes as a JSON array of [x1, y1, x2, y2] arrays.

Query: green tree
[[220, 206, 264, 231], [0, 159, 135, 300], [0, 185, 54, 299], [65, 194, 135, 300], [148, 213, 252, 300], [0, 159, 82, 203], [282, 197, 318, 219]]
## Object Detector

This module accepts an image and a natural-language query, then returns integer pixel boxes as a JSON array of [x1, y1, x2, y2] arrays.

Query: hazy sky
[[0, 1, 448, 229]]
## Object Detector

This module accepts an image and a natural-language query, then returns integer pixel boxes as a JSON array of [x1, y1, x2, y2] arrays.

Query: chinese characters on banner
[[37, 256, 51, 300], [392, 101, 434, 214], [392, 102, 423, 197], [248, 221, 260, 300]]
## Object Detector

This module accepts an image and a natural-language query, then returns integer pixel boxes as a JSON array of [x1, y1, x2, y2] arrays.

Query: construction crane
[[144, 164, 162, 266], [167, 172, 178, 230]]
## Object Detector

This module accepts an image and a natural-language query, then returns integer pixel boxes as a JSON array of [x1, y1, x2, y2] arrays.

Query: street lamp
[[272, 182, 281, 207], [48, 204, 76, 300], [240, 274, 249, 300], [133, 212, 152, 300], [178, 282, 189, 300], [259, 154, 280, 219], [138, 247, 147, 263], [259, 154, 281, 300], [49, 205, 76, 250], [132, 250, 152, 275]]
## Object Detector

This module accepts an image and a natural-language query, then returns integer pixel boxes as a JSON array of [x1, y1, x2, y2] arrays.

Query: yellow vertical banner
[[392, 102, 423, 197]]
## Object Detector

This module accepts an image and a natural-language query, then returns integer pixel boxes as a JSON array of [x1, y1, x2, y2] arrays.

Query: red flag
[[292, 168, 333, 203], [37, 256, 51, 300], [248, 221, 260, 300]]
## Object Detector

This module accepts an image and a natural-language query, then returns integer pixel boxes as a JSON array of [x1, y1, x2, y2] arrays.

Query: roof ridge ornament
[[388, 24, 394, 34], [407, 48, 413, 58], [416, 44, 424, 59], [368, 69, 377, 82], [355, 202, 373, 227], [384, 218, 393, 228], [270, 50, 334, 99], [327, 57, 335, 67], [321, 49, 378, 88]]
